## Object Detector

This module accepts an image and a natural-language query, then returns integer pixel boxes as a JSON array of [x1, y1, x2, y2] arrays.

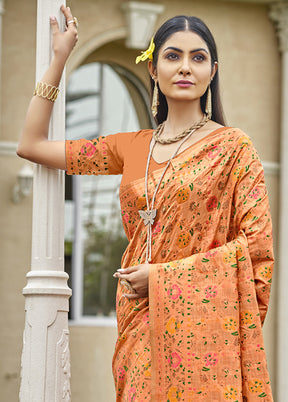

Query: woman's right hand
[[50, 5, 78, 63]]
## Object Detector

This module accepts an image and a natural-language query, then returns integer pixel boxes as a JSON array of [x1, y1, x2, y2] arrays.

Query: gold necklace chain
[[153, 114, 210, 145]]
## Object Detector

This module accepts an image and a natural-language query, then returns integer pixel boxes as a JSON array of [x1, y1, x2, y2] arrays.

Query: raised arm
[[17, 5, 78, 170]]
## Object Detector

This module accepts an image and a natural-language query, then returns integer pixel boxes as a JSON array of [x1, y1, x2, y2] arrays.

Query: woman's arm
[[17, 5, 78, 170]]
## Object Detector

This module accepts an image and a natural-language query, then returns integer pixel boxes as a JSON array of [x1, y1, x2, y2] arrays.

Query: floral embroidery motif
[[223, 317, 238, 332], [176, 188, 190, 203], [248, 379, 263, 394], [167, 284, 182, 300], [223, 386, 238, 400], [259, 266, 273, 280], [206, 196, 218, 211], [177, 232, 191, 248], [241, 311, 254, 325], [203, 352, 218, 367], [166, 317, 181, 335], [204, 285, 218, 298], [167, 386, 182, 402], [168, 352, 182, 369]]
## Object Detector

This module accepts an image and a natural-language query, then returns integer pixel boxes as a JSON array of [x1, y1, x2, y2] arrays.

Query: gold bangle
[[33, 81, 59, 102]]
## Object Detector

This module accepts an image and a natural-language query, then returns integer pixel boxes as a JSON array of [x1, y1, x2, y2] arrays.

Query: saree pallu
[[149, 232, 272, 401]]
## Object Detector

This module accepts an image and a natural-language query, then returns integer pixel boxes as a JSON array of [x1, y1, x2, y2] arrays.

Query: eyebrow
[[163, 46, 209, 54]]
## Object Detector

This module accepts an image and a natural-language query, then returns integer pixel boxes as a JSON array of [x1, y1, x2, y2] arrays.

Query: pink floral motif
[[117, 366, 125, 380], [167, 284, 182, 300], [152, 221, 161, 237], [128, 387, 136, 401], [208, 145, 222, 159], [248, 187, 260, 200], [205, 249, 218, 259], [81, 142, 96, 157], [122, 212, 129, 223], [143, 313, 149, 325], [204, 352, 218, 367], [168, 352, 182, 368], [206, 196, 218, 211], [204, 285, 218, 298]]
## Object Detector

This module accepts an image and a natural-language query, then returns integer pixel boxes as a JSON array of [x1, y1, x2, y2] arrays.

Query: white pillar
[[0, 0, 5, 130], [269, 3, 288, 401], [19, 1, 72, 401]]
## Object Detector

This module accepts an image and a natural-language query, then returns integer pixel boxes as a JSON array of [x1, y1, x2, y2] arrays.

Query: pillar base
[[20, 271, 72, 402]]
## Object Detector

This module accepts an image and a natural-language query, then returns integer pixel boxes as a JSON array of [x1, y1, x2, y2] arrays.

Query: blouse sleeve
[[231, 138, 274, 325], [65, 132, 128, 176]]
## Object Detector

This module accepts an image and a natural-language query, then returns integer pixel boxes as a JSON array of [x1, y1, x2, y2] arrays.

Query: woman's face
[[149, 30, 217, 105]]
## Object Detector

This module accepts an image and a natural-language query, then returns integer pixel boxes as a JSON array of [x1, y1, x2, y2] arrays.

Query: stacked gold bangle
[[33, 81, 60, 102]]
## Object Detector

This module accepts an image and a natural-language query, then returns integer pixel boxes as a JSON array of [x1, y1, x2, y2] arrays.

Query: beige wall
[[0, 0, 280, 401], [70, 326, 117, 402]]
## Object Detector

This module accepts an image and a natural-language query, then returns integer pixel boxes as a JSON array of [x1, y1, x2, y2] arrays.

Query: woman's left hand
[[113, 264, 150, 299]]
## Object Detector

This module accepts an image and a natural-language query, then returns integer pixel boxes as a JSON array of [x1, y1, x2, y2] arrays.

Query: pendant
[[138, 209, 157, 226]]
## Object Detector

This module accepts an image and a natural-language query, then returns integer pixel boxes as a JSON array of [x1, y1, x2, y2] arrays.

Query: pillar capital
[[270, 2, 288, 52]]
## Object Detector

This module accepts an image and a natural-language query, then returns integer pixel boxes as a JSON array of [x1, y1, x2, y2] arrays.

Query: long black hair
[[150, 16, 225, 126]]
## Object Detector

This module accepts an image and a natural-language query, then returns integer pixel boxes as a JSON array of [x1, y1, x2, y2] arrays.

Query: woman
[[18, 5, 274, 401]]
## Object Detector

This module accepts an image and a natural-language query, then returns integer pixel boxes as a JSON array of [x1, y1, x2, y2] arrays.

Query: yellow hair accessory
[[135, 37, 155, 64]]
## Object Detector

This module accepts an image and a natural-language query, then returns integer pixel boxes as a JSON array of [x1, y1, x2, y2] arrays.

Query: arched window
[[65, 62, 151, 324]]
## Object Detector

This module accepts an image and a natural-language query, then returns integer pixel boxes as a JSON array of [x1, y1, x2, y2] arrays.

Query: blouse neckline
[[150, 126, 231, 166]]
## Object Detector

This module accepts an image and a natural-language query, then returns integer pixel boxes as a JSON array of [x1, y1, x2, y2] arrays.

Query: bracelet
[[33, 81, 59, 102]]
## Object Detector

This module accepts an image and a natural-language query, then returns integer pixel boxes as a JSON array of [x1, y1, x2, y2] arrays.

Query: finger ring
[[67, 17, 78, 28], [120, 279, 136, 293]]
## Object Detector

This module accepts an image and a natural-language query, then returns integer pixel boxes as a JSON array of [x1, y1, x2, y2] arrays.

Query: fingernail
[[50, 16, 56, 21], [113, 273, 118, 278], [117, 268, 125, 272]]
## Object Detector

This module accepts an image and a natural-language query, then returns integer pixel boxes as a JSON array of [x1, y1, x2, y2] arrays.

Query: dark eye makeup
[[164, 51, 207, 62]]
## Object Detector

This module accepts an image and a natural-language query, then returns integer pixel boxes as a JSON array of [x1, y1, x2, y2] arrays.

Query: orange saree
[[66, 127, 274, 401]]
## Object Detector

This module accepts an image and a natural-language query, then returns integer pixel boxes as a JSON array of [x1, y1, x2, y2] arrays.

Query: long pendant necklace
[[139, 117, 209, 263]]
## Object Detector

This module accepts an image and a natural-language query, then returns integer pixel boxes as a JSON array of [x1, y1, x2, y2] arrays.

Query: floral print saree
[[66, 127, 274, 401]]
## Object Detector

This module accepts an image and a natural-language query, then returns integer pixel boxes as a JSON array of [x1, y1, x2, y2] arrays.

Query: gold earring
[[205, 83, 212, 119], [151, 79, 159, 117]]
